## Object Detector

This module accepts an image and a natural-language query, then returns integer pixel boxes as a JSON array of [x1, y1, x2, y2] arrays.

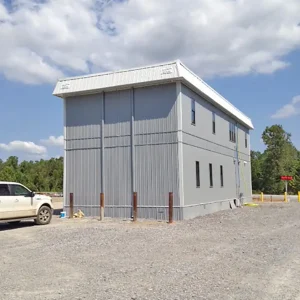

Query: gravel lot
[[1, 203, 300, 300]]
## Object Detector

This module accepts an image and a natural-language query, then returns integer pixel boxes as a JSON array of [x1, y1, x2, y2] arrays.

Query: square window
[[191, 99, 196, 125], [220, 165, 224, 187], [196, 161, 200, 187], [209, 163, 213, 187]]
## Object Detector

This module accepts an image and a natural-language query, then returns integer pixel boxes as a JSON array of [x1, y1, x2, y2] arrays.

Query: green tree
[[261, 125, 298, 194], [251, 150, 264, 193], [0, 156, 63, 192], [0, 166, 17, 182]]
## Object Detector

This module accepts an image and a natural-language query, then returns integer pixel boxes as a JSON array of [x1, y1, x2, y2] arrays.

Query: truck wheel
[[35, 206, 52, 225]]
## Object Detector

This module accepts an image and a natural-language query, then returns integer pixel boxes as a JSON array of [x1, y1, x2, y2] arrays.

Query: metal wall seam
[[131, 88, 136, 199], [63, 98, 67, 209], [176, 81, 184, 208], [101, 92, 105, 194]]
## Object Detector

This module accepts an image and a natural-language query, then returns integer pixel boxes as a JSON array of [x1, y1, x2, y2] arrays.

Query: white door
[[9, 184, 35, 218], [0, 184, 16, 220]]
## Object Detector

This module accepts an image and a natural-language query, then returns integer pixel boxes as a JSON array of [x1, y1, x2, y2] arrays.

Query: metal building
[[53, 60, 254, 220]]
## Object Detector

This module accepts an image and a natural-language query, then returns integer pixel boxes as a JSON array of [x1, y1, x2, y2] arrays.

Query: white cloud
[[271, 95, 300, 119], [0, 0, 300, 84], [0, 141, 47, 155], [41, 135, 64, 147]]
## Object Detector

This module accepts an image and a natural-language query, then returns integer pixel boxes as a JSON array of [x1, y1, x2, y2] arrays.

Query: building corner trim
[[101, 92, 105, 193], [176, 82, 184, 208], [131, 88, 136, 195], [63, 98, 67, 209]]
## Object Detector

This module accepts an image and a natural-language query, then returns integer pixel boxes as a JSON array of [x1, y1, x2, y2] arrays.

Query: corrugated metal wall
[[180, 84, 252, 219], [64, 83, 181, 220], [104, 89, 132, 218], [65, 94, 103, 216], [134, 84, 180, 220]]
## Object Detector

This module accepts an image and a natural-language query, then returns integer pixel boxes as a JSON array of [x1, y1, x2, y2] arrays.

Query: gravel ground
[[1, 203, 300, 300]]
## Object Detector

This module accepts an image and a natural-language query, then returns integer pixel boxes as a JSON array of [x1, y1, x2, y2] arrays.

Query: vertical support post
[[169, 192, 173, 224], [298, 191, 300, 203], [260, 192, 264, 202], [285, 180, 288, 202], [133, 192, 137, 222], [69, 193, 74, 218], [100, 193, 104, 221]]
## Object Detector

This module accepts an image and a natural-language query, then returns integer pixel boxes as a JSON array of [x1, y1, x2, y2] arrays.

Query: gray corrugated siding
[[134, 84, 180, 212], [64, 81, 251, 221], [64, 83, 181, 220], [180, 84, 252, 218], [65, 94, 102, 217]]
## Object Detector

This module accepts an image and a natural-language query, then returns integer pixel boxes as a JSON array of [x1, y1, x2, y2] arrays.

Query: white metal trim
[[184, 198, 237, 207], [131, 88, 136, 194], [63, 98, 67, 209], [101, 92, 105, 193], [176, 81, 184, 207], [57, 60, 179, 82], [53, 60, 254, 130]]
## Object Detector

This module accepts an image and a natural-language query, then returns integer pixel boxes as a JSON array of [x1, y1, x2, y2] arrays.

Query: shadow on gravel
[[0, 209, 62, 231], [0, 221, 35, 232]]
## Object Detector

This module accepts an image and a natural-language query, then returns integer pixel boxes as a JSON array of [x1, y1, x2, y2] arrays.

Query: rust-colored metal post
[[169, 192, 173, 224], [133, 192, 137, 222], [69, 193, 74, 218], [100, 193, 105, 221]]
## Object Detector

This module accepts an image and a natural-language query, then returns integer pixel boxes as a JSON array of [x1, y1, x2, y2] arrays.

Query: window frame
[[209, 163, 213, 188], [196, 161, 200, 188], [10, 184, 31, 197], [212, 112, 216, 134], [229, 122, 237, 143], [245, 132, 248, 148], [191, 99, 196, 125], [220, 165, 224, 187], [0, 184, 11, 196]]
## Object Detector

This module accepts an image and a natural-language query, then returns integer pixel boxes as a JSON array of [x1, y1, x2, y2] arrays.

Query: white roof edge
[[177, 61, 254, 129], [53, 60, 254, 129], [56, 60, 179, 82]]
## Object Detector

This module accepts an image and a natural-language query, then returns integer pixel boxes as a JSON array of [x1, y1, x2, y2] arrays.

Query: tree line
[[251, 124, 300, 194], [0, 124, 299, 194], [0, 156, 63, 192]]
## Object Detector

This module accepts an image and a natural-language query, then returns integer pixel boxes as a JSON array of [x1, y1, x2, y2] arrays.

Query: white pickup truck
[[0, 181, 53, 225]]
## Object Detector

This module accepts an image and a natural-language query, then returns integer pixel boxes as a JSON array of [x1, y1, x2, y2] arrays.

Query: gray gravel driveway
[[1, 203, 300, 300]]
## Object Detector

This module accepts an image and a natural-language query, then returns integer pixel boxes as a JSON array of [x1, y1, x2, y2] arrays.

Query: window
[[245, 132, 248, 148], [196, 161, 200, 187], [11, 184, 30, 196], [191, 99, 196, 125], [229, 122, 236, 143], [220, 165, 224, 187], [209, 163, 213, 187], [212, 112, 216, 134], [0, 184, 10, 196]]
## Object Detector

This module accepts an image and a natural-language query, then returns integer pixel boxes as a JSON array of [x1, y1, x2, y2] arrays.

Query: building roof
[[53, 60, 254, 129]]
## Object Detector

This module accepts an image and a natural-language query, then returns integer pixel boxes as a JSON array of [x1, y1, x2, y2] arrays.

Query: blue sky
[[0, 0, 300, 161]]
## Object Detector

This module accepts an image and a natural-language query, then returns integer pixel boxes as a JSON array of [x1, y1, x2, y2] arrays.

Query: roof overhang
[[53, 60, 254, 130]]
